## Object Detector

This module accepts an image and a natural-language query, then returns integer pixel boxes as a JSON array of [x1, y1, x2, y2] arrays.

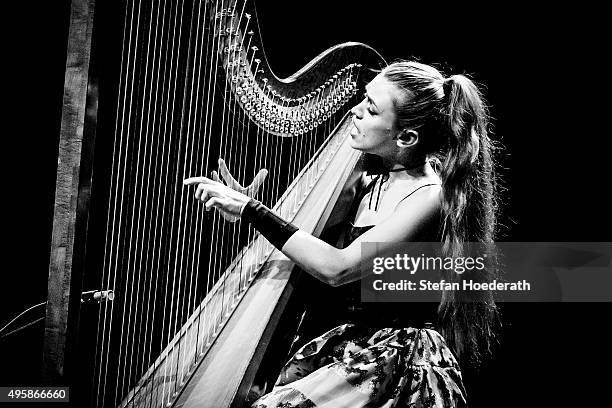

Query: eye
[[362, 93, 376, 115]]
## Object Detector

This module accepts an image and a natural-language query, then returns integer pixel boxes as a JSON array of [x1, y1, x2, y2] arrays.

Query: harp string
[[309, 91, 322, 188], [291, 115, 302, 215], [135, 0, 186, 404], [245, 53, 267, 292], [208, 3, 233, 331], [279, 97, 290, 220], [145, 0, 186, 405], [255, 85, 274, 273], [191, 0, 218, 368], [121, 0, 165, 400], [160, 0, 205, 401], [230, 23, 253, 300], [228, 0, 253, 321], [218, 2, 246, 336], [174, 0, 210, 387], [138, 0, 170, 393], [295, 104, 307, 194], [236, 11, 256, 299], [200, 0, 231, 353], [125, 0, 162, 401], [94, 0, 134, 405], [213, 0, 247, 342], [111, 0, 144, 405], [221, 6, 250, 320], [130, 0, 170, 404], [183, 0, 226, 388], [195, 0, 218, 356], [271, 90, 283, 204], [179, 0, 214, 385], [238, 43, 255, 291], [104, 0, 140, 402], [193, 0, 228, 392]]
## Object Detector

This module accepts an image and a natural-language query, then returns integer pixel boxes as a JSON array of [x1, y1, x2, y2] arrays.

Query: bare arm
[[184, 173, 442, 286], [280, 185, 442, 286]]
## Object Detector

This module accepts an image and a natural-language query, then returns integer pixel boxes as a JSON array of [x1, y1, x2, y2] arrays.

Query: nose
[[350, 100, 364, 119]]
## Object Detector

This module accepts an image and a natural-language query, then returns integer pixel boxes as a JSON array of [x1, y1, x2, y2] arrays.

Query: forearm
[[280, 230, 347, 285], [183, 178, 361, 286], [241, 199, 347, 285]]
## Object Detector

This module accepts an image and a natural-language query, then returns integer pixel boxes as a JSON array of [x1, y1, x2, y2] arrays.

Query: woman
[[184, 61, 500, 407]]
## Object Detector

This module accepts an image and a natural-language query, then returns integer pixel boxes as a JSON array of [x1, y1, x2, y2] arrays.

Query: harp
[[43, 0, 385, 407]]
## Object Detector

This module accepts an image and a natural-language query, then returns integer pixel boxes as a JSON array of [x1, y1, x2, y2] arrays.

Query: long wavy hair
[[382, 61, 501, 365]]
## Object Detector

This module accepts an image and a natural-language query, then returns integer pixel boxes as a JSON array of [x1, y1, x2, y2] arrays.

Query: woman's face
[[349, 74, 402, 157]]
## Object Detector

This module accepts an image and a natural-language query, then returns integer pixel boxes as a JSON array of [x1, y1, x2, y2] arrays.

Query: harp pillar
[[42, 0, 98, 386]]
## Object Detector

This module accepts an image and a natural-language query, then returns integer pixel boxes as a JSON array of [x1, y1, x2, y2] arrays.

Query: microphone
[[81, 290, 115, 304]]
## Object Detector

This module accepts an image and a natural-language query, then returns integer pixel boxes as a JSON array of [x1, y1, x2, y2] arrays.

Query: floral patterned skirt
[[251, 324, 467, 408]]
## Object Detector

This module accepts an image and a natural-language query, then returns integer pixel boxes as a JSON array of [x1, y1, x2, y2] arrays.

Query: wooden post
[[43, 0, 97, 385]]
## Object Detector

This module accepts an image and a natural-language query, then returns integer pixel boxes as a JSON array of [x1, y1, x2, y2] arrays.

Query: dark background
[[2, 1, 609, 407]]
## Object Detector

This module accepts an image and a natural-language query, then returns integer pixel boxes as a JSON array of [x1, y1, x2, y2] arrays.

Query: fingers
[[218, 158, 241, 189], [211, 170, 221, 183], [194, 182, 222, 202], [204, 197, 224, 211], [205, 197, 239, 222], [184, 176, 215, 186], [251, 169, 269, 191], [195, 183, 204, 200]]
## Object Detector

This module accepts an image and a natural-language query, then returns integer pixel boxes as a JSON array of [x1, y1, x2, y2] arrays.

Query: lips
[[351, 117, 359, 133], [350, 122, 359, 137]]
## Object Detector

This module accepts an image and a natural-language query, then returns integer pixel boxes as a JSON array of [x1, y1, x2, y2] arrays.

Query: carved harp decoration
[[43, 0, 386, 407]]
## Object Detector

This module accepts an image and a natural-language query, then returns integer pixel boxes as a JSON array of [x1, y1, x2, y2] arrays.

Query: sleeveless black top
[[305, 178, 442, 330]]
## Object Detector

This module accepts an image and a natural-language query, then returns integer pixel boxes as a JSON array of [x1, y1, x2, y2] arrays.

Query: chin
[[349, 137, 365, 151]]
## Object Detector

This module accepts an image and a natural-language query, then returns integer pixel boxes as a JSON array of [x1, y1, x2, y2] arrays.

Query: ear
[[395, 129, 419, 149]]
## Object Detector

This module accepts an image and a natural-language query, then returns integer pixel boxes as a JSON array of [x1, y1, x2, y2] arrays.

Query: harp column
[[43, 0, 98, 384]]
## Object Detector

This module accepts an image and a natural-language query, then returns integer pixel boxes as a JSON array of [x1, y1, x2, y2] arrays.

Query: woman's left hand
[[183, 176, 250, 222]]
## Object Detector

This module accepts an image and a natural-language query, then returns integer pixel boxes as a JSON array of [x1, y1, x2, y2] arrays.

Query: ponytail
[[382, 62, 502, 366], [436, 74, 500, 365]]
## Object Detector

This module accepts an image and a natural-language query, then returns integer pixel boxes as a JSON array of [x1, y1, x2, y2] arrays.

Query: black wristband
[[241, 199, 299, 250]]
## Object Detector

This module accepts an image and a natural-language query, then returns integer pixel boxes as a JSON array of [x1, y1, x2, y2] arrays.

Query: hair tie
[[442, 76, 454, 98]]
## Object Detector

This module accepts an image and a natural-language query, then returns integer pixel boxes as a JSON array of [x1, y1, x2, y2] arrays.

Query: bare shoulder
[[358, 183, 442, 244], [396, 183, 442, 214]]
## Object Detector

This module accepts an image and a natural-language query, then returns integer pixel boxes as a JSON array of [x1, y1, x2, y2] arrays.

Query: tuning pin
[[245, 13, 251, 19]]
